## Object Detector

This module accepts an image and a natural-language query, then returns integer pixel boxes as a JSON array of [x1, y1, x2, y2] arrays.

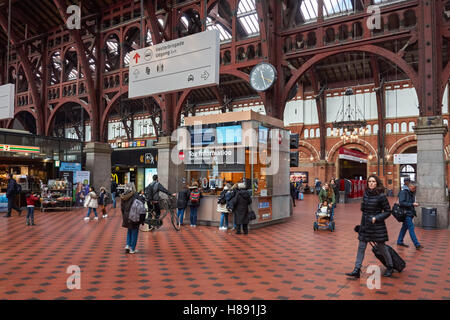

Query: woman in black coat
[[230, 183, 252, 235], [346, 175, 394, 278], [176, 184, 190, 226]]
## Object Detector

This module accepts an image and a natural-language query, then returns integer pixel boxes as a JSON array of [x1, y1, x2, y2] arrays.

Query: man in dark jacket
[[4, 173, 22, 218], [145, 175, 171, 219], [111, 177, 118, 208], [397, 181, 422, 249], [121, 183, 145, 254], [290, 182, 297, 207], [176, 183, 190, 226]]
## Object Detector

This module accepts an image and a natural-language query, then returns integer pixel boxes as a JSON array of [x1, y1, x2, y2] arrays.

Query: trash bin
[[422, 207, 437, 229]]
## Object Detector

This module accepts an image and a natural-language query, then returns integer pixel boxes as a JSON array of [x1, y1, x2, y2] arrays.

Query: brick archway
[[327, 139, 378, 163], [388, 135, 417, 155]]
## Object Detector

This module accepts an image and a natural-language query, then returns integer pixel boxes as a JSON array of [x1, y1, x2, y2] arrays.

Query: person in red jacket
[[26, 193, 40, 226]]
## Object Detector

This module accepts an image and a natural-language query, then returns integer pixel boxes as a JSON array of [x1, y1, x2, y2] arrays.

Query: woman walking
[[84, 187, 99, 221], [230, 182, 252, 235], [330, 178, 340, 207], [121, 183, 145, 254], [346, 175, 394, 278], [176, 183, 190, 227]]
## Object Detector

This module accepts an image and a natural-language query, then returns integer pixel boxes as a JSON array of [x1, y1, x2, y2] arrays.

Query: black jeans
[[147, 201, 161, 218], [236, 224, 248, 234], [7, 197, 21, 216]]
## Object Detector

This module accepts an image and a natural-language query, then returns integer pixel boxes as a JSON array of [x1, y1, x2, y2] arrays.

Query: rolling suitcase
[[370, 242, 406, 272], [299, 193, 304, 200]]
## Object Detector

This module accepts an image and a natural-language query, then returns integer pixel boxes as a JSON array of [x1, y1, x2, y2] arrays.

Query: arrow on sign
[[201, 70, 209, 80], [133, 53, 141, 64]]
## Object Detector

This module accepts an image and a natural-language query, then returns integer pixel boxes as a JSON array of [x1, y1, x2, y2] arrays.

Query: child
[[26, 193, 40, 226], [84, 187, 99, 221], [318, 200, 331, 218], [99, 187, 108, 218], [217, 184, 231, 230]]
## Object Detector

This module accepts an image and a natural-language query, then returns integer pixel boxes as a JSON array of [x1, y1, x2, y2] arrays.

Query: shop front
[[0, 129, 83, 211], [179, 111, 291, 228], [111, 148, 158, 193]]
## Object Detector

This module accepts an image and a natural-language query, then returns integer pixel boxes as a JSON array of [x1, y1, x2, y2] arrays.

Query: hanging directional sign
[[128, 30, 220, 99], [0, 84, 15, 120]]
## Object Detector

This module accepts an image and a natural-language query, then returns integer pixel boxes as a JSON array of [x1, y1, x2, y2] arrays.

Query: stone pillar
[[84, 142, 112, 192], [155, 136, 185, 193], [414, 116, 449, 229]]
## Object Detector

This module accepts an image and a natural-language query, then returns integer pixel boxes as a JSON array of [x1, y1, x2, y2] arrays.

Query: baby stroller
[[313, 203, 335, 232]]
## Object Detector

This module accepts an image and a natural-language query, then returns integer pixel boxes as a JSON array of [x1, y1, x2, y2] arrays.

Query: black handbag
[[248, 205, 256, 221], [392, 203, 406, 222]]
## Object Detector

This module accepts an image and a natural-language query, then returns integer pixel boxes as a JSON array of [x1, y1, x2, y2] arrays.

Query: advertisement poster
[[258, 197, 272, 221], [290, 172, 308, 183], [145, 168, 158, 188], [74, 171, 90, 185]]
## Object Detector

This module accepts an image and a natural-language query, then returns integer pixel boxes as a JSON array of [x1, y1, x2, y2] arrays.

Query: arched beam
[[327, 139, 378, 163], [282, 45, 420, 117], [441, 62, 450, 106], [0, 11, 44, 135], [53, 0, 100, 141], [388, 135, 417, 155], [45, 99, 90, 135]]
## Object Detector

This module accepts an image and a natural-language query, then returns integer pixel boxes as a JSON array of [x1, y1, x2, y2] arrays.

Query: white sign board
[[128, 30, 220, 99], [0, 84, 15, 120], [393, 153, 417, 164]]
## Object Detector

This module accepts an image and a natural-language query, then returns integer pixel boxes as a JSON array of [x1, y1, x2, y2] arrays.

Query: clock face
[[249, 62, 277, 92]]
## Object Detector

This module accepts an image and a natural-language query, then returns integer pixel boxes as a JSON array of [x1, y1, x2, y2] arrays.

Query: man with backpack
[[144, 175, 172, 219], [4, 173, 22, 218], [397, 180, 423, 250]]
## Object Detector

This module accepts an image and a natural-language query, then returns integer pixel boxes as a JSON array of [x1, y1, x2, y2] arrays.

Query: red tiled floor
[[0, 194, 449, 300]]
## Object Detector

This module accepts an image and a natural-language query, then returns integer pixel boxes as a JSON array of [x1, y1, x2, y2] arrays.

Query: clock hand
[[260, 70, 267, 86]]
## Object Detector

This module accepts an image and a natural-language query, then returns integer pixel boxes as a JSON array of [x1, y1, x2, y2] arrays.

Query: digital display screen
[[190, 127, 216, 146], [259, 126, 268, 144], [216, 125, 242, 144]]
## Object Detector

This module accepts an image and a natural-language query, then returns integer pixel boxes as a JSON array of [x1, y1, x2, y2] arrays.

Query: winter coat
[[217, 189, 230, 213], [290, 183, 297, 198], [398, 187, 416, 217], [111, 181, 118, 194], [358, 189, 391, 242], [177, 189, 190, 209], [98, 191, 108, 206], [225, 189, 237, 211], [231, 190, 252, 225], [85, 191, 99, 208], [26, 195, 39, 206], [187, 188, 202, 207], [121, 192, 145, 229], [318, 188, 335, 205], [6, 178, 17, 198]]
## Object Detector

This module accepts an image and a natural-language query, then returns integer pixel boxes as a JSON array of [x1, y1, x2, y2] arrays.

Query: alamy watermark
[[66, 5, 81, 30], [366, 265, 381, 290], [66, 265, 81, 290]]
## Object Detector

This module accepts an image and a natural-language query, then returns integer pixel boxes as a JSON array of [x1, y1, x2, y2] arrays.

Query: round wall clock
[[249, 62, 277, 92]]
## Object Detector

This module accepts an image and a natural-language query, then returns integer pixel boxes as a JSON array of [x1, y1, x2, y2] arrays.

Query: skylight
[[237, 0, 259, 36], [299, 0, 355, 21], [206, 17, 232, 41]]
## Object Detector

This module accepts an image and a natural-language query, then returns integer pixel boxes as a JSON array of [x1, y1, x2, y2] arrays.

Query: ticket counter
[[178, 111, 292, 228]]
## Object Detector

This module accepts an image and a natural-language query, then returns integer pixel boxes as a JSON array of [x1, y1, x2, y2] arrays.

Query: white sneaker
[[84, 217, 90, 221], [103, 214, 108, 218], [190, 225, 194, 227], [124, 245, 130, 250], [129, 249, 138, 254], [94, 217, 99, 220]]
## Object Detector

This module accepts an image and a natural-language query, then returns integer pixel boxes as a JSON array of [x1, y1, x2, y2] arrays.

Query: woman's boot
[[383, 267, 394, 277], [345, 267, 361, 278]]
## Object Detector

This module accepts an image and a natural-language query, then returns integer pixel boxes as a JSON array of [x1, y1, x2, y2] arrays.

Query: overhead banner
[[394, 153, 417, 164], [129, 29, 220, 98], [0, 84, 15, 120], [338, 147, 368, 163]]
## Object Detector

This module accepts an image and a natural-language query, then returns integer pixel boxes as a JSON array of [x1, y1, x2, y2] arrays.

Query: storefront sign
[[0, 144, 40, 154], [112, 148, 158, 168], [59, 162, 81, 172], [186, 148, 245, 165], [393, 153, 417, 164], [0, 84, 15, 120], [338, 148, 367, 163]]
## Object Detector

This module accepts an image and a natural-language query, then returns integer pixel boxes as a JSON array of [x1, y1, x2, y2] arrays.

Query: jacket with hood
[[217, 186, 231, 213], [121, 191, 145, 229], [85, 191, 99, 208]]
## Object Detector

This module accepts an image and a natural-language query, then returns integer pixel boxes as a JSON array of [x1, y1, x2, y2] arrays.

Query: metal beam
[[53, 0, 100, 141], [308, 69, 326, 160], [370, 54, 385, 176]]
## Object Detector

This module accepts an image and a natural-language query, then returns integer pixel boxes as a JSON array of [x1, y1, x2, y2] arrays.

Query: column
[[155, 136, 185, 193], [84, 142, 112, 193], [414, 116, 449, 229]]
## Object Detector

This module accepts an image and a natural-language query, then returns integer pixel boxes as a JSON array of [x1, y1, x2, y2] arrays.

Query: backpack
[[190, 189, 200, 203], [145, 182, 159, 201], [129, 198, 146, 223], [392, 203, 406, 222]]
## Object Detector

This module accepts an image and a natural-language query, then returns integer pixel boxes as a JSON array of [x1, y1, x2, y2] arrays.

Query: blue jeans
[[86, 207, 98, 218], [190, 206, 198, 225], [27, 207, 34, 221], [111, 192, 116, 208], [126, 228, 139, 251], [177, 208, 185, 224], [397, 216, 420, 247], [220, 213, 229, 228]]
